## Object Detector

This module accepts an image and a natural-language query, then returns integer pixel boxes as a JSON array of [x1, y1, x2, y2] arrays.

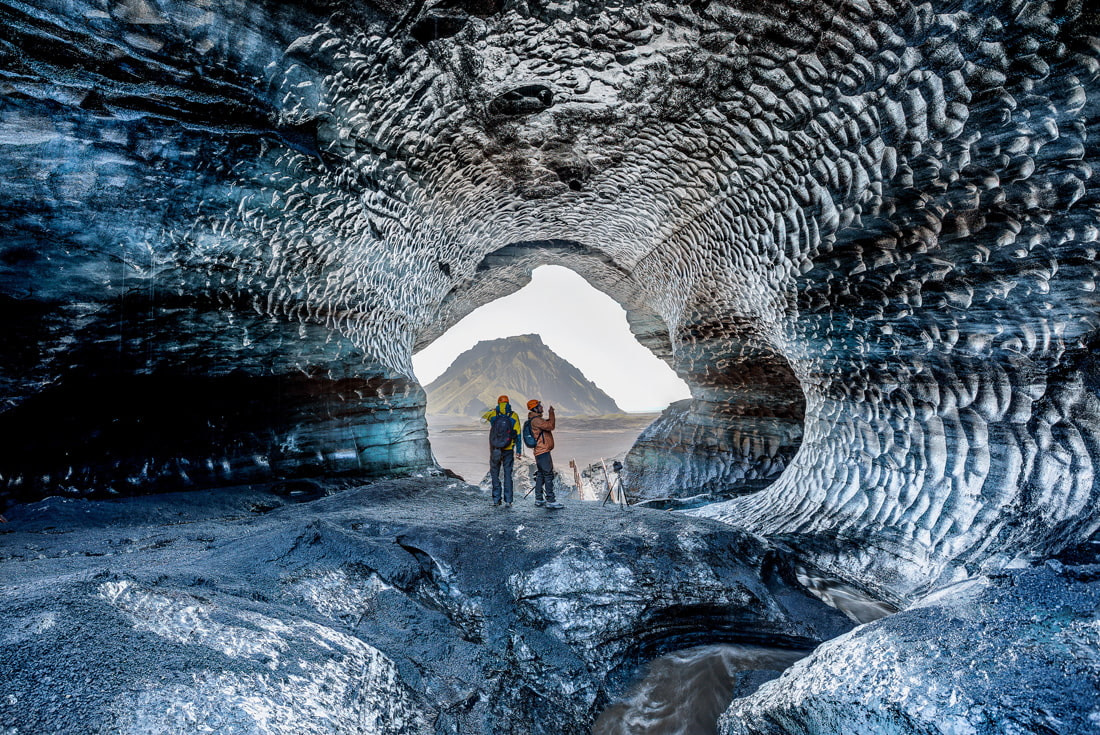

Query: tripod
[[600, 459, 627, 508]]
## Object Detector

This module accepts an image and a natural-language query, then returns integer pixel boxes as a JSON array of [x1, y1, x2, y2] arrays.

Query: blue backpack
[[489, 405, 516, 449], [522, 418, 540, 448]]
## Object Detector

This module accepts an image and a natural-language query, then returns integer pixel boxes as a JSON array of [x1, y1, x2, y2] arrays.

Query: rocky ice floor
[[721, 558, 1100, 735], [0, 476, 852, 734]]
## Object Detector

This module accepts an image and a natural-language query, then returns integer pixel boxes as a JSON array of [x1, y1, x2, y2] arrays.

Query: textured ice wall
[[0, 0, 436, 503], [99, 580, 429, 734], [719, 562, 1100, 735], [626, 398, 804, 502], [0, 0, 1098, 596]]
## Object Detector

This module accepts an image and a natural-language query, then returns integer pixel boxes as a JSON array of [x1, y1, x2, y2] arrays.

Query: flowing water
[[593, 575, 897, 733], [794, 566, 898, 624], [592, 644, 807, 735]]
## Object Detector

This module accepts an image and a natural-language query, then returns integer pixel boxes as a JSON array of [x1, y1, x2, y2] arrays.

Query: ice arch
[[0, 0, 1097, 600], [417, 241, 805, 498], [412, 265, 691, 413]]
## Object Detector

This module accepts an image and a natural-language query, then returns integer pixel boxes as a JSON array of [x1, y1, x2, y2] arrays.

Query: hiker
[[482, 395, 522, 507], [525, 399, 562, 509]]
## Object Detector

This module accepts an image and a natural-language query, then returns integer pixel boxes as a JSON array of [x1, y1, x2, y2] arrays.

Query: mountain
[[424, 334, 622, 417]]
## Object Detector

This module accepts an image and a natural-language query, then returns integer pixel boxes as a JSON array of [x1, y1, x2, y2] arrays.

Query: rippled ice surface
[[593, 644, 807, 735]]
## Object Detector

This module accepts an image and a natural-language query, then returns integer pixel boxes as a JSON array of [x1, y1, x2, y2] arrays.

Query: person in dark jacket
[[526, 399, 562, 509], [482, 395, 522, 507]]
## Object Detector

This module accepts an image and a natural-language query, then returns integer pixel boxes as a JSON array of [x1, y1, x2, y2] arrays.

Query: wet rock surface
[[0, 478, 852, 734], [719, 561, 1100, 735]]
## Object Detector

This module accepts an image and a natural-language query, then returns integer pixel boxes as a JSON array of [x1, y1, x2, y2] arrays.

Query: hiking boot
[[544, 501, 564, 509], [534, 500, 545, 507], [493, 500, 502, 506], [505, 502, 512, 508]]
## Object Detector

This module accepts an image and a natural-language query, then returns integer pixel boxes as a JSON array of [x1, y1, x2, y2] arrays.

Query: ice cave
[[1, 0, 1098, 733]]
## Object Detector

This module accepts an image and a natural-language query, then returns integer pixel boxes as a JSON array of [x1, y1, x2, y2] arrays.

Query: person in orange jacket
[[527, 399, 562, 509]]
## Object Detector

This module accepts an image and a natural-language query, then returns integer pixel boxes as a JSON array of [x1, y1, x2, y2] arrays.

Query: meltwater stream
[[592, 644, 807, 735], [593, 575, 896, 734]]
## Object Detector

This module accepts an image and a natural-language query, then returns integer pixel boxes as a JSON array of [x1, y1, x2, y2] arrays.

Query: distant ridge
[[424, 334, 622, 417]]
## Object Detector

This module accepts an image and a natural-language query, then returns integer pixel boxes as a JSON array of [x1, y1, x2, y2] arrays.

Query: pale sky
[[413, 265, 691, 413]]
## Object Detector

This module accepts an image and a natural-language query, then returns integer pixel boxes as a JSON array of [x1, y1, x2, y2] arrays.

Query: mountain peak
[[425, 335, 621, 417], [480, 333, 544, 347]]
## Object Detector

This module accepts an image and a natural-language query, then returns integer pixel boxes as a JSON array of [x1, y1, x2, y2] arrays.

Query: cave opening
[[588, 553, 895, 734], [413, 264, 689, 415], [412, 242, 807, 500], [413, 261, 690, 484], [593, 644, 809, 735]]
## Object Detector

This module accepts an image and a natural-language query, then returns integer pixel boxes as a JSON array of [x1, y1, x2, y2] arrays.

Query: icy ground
[[0, 476, 851, 734]]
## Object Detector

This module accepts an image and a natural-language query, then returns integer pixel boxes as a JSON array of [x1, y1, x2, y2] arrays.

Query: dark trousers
[[489, 447, 515, 503], [534, 452, 555, 502]]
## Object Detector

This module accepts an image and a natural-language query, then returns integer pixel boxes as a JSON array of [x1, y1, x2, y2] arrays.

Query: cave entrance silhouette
[[413, 240, 806, 501], [413, 265, 689, 414], [414, 262, 690, 485]]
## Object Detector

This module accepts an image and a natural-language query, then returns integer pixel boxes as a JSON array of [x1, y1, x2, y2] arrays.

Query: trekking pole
[[522, 451, 537, 498], [523, 461, 535, 499], [600, 458, 615, 507]]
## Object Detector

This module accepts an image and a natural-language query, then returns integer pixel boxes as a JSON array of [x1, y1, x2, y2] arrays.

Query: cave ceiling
[[0, 0, 1099, 597]]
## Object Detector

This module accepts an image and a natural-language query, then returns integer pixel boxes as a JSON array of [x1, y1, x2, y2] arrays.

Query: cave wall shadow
[[0, 296, 432, 511]]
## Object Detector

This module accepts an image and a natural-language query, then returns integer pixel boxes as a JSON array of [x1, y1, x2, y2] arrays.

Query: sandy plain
[[426, 413, 660, 485]]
